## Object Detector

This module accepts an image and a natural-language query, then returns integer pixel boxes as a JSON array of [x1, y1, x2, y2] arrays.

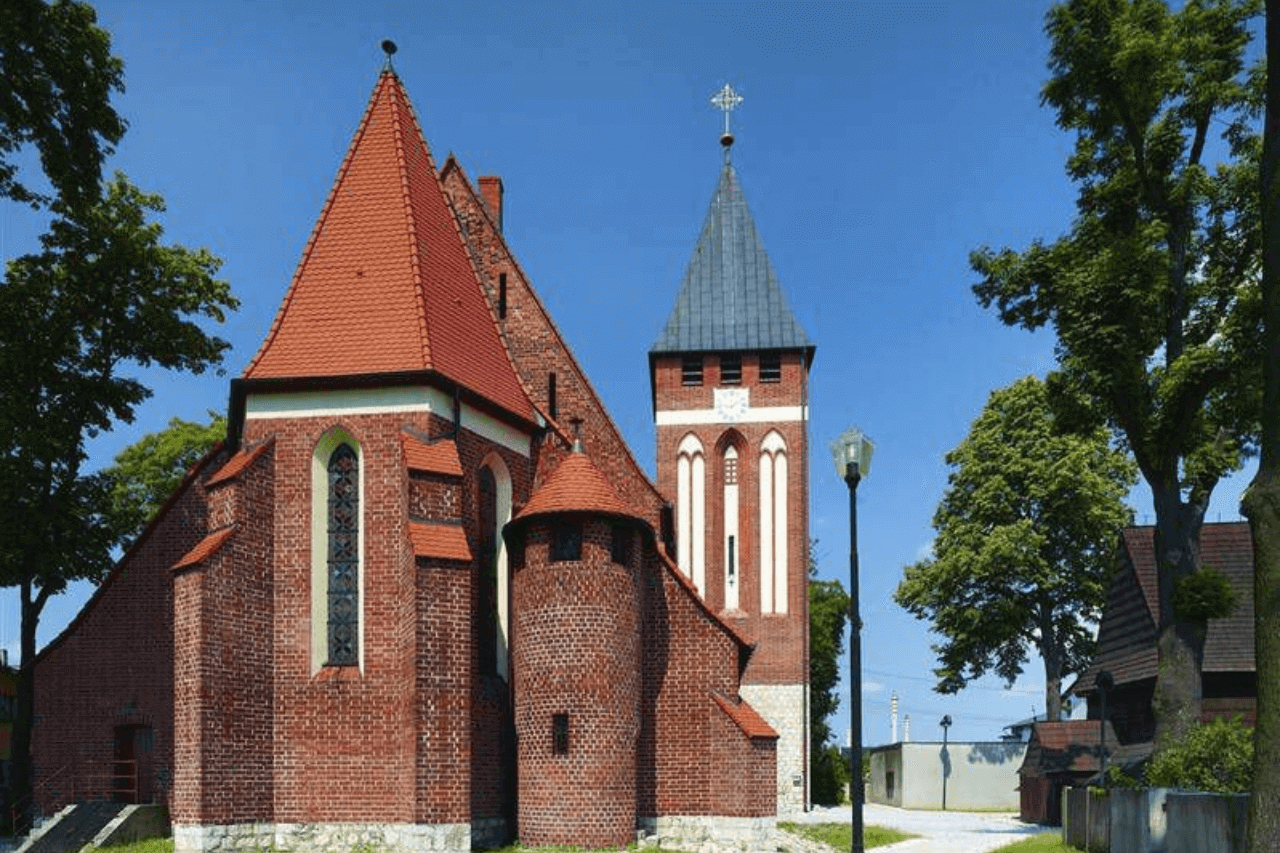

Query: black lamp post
[[1096, 670, 1114, 786], [832, 428, 874, 853], [939, 715, 952, 811]]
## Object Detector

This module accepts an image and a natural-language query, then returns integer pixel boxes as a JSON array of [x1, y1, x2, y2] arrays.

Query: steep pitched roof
[[651, 162, 812, 357], [1074, 522, 1255, 694], [243, 71, 533, 422]]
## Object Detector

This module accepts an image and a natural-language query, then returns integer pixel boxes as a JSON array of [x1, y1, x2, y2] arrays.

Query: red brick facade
[[32, 68, 783, 850]]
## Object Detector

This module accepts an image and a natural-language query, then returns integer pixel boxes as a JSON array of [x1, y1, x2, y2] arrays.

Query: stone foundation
[[172, 821, 470, 853], [741, 682, 807, 814], [637, 815, 776, 852]]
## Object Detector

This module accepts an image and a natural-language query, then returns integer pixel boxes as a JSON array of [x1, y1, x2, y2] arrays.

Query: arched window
[[722, 444, 740, 611], [479, 455, 513, 680], [759, 431, 788, 614], [327, 444, 359, 664], [311, 429, 362, 672], [676, 433, 706, 596]]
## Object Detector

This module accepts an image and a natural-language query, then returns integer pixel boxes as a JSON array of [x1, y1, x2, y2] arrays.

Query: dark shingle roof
[[1073, 522, 1255, 695], [651, 162, 811, 356]]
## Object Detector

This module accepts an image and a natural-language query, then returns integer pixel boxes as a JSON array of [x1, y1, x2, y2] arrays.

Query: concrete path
[[785, 804, 1056, 853]]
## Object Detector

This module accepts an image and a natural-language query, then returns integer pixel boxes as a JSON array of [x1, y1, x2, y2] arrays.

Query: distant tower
[[650, 84, 814, 813], [891, 692, 899, 744]]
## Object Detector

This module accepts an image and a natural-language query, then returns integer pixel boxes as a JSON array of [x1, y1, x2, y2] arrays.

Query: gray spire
[[651, 163, 811, 357]]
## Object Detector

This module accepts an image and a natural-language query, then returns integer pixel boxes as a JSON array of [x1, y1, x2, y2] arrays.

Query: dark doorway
[[112, 725, 152, 803]]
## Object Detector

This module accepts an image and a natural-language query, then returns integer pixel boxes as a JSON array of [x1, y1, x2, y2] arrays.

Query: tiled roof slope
[[1020, 721, 1119, 775], [651, 162, 811, 356], [244, 71, 533, 422], [512, 451, 645, 526], [1074, 522, 1255, 694]]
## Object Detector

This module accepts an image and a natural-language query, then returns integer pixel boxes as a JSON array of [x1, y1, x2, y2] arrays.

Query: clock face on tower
[[714, 387, 750, 423]]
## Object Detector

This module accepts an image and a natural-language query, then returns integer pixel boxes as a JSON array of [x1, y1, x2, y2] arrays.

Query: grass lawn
[[778, 821, 916, 849], [987, 832, 1074, 852], [98, 840, 174, 853]]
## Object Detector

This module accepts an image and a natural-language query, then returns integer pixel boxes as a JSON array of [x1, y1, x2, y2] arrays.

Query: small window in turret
[[552, 713, 569, 754], [550, 521, 582, 562], [611, 525, 632, 566], [760, 352, 781, 383], [720, 354, 742, 384], [682, 355, 703, 386]]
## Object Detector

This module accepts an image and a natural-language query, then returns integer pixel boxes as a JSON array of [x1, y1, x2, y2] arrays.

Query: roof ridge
[[244, 71, 393, 378], [389, 76, 435, 372]]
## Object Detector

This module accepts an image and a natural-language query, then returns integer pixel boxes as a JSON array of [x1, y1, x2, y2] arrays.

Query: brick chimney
[[479, 175, 503, 232]]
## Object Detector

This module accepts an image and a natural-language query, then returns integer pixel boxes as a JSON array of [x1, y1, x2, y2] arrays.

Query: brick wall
[[34, 448, 219, 815], [172, 441, 275, 825], [513, 517, 642, 847], [441, 163, 667, 529], [651, 352, 809, 687]]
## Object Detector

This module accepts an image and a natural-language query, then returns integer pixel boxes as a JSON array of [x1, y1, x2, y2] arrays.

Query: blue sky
[[0, 1, 1258, 746]]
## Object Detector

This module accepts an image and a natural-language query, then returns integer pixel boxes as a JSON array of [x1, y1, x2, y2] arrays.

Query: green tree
[[0, 0, 125, 209], [1242, 1, 1280, 848], [809, 548, 851, 804], [104, 412, 226, 542], [971, 0, 1263, 749], [1146, 716, 1254, 793], [895, 376, 1137, 722], [0, 174, 236, 827]]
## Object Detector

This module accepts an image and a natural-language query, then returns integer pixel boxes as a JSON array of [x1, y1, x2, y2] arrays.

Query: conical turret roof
[[511, 451, 646, 527], [651, 162, 811, 357], [243, 71, 534, 423]]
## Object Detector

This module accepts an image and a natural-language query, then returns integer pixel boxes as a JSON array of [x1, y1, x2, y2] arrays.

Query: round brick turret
[[505, 450, 649, 847]]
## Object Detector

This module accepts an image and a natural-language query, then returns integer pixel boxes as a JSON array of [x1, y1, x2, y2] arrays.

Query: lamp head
[[832, 428, 875, 480]]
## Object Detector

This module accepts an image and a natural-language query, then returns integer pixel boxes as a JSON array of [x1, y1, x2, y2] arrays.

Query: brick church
[[31, 67, 815, 852]]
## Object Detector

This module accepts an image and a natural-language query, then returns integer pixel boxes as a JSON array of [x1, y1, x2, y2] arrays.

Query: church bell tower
[[649, 84, 814, 813]]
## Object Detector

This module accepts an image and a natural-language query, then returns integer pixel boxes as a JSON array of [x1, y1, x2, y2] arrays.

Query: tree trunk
[[11, 580, 38, 834], [1244, 4, 1280, 850], [1150, 487, 1208, 750]]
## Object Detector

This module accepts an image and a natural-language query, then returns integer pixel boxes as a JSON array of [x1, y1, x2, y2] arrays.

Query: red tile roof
[[512, 451, 646, 525], [172, 526, 235, 572], [711, 692, 779, 740], [1020, 721, 1119, 776], [205, 439, 273, 487], [1075, 522, 1255, 694], [401, 433, 463, 477], [408, 520, 472, 562], [243, 71, 533, 422]]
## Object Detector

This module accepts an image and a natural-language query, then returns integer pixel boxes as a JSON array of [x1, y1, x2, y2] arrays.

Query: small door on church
[[112, 724, 153, 803]]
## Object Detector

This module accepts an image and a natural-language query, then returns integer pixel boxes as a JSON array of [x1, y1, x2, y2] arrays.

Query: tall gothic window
[[327, 443, 359, 665], [759, 431, 789, 614], [722, 444, 740, 610], [676, 433, 706, 596], [479, 467, 499, 676]]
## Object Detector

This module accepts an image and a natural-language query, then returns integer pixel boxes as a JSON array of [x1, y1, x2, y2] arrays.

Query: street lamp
[[831, 428, 874, 853], [939, 715, 952, 811]]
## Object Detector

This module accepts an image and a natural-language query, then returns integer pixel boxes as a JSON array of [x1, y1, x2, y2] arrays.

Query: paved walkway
[[785, 804, 1056, 853]]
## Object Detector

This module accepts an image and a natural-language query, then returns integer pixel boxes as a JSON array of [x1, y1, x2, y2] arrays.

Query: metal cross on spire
[[710, 83, 743, 150]]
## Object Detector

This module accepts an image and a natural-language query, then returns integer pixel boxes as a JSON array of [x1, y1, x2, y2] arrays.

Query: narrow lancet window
[[327, 443, 359, 665]]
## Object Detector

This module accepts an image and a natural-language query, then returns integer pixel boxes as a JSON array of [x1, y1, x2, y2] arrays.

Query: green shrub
[[811, 743, 850, 805], [1146, 715, 1253, 793]]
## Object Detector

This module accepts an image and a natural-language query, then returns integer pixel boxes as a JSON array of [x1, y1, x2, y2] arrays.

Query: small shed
[[1017, 721, 1119, 825], [867, 741, 1025, 810]]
